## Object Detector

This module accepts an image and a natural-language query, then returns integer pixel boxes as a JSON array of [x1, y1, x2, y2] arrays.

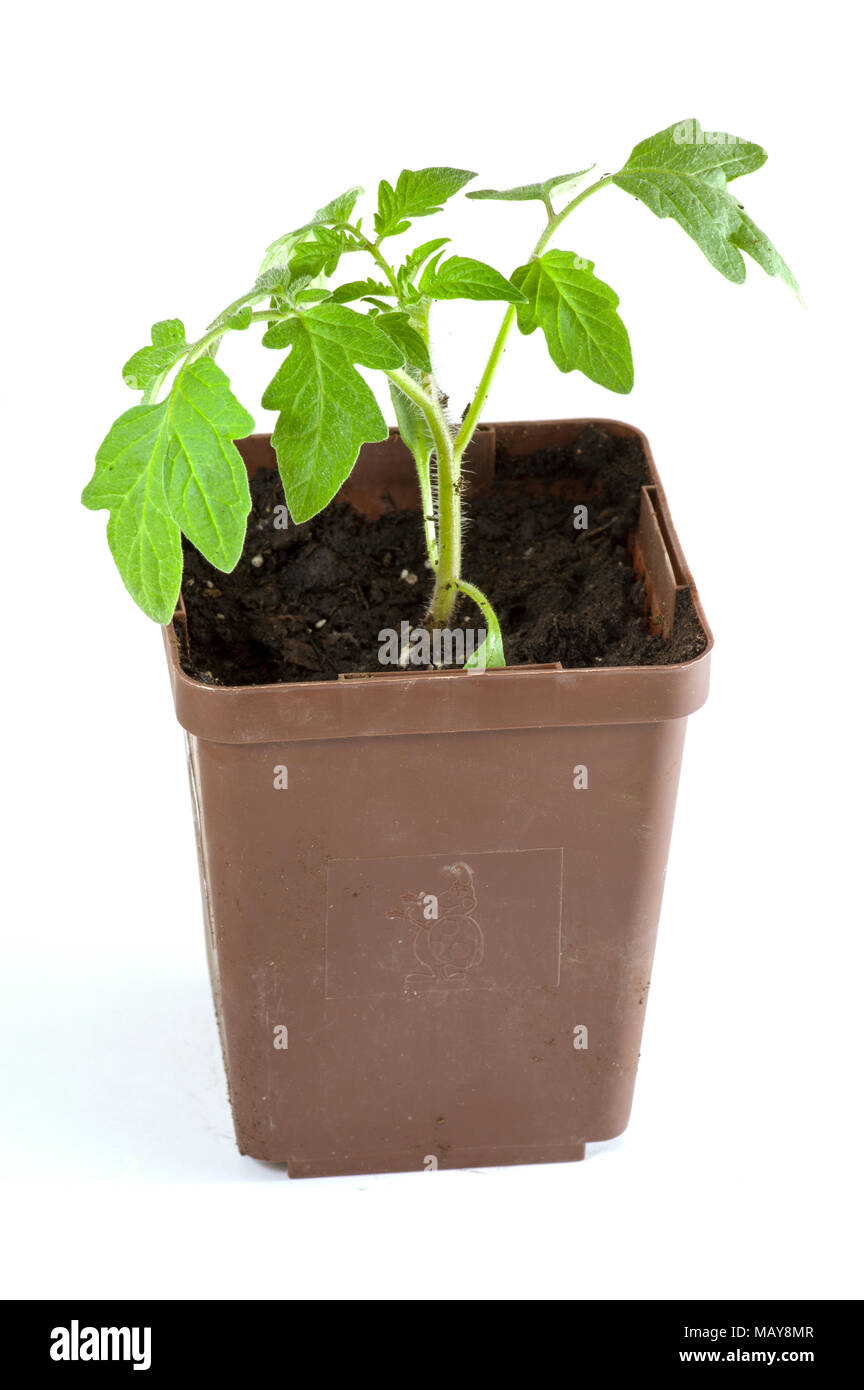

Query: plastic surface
[[164, 419, 712, 1176]]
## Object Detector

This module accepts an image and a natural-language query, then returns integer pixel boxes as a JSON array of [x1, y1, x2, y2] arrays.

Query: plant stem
[[413, 173, 614, 629], [386, 368, 448, 457], [395, 304, 439, 567], [452, 175, 613, 460], [416, 456, 438, 568], [333, 222, 401, 299], [143, 307, 303, 403], [386, 367, 459, 621], [541, 174, 613, 246], [424, 385, 460, 624], [452, 305, 516, 459], [188, 308, 294, 361]]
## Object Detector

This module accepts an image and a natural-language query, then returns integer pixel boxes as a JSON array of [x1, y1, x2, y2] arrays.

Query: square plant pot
[[164, 418, 712, 1177]]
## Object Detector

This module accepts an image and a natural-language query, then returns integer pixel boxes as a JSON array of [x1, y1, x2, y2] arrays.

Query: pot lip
[[166, 415, 714, 696]]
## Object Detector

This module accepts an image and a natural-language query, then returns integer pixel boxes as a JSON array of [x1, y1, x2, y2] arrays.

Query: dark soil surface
[[179, 424, 707, 685]]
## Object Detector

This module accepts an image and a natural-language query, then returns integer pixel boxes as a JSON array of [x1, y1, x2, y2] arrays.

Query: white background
[[3, 0, 862, 1301]]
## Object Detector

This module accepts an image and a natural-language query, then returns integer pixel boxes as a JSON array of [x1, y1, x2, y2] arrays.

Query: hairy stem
[[386, 368, 456, 612], [401, 304, 439, 566], [416, 456, 438, 568], [386, 368, 450, 462], [424, 385, 460, 624], [409, 173, 615, 633]]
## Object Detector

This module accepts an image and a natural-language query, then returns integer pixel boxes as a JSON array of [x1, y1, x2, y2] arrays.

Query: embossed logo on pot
[[387, 861, 484, 988], [324, 848, 563, 1000]]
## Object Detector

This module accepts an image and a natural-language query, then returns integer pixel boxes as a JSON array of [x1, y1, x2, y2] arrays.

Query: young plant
[[83, 119, 797, 665]]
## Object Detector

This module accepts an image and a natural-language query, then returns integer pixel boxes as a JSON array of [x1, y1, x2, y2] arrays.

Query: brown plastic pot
[[163, 419, 712, 1177]]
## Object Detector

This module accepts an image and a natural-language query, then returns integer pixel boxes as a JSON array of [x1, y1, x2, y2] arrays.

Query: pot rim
[[164, 417, 713, 742]]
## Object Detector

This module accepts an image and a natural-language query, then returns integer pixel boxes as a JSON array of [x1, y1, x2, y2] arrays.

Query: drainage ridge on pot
[[164, 418, 712, 1179]]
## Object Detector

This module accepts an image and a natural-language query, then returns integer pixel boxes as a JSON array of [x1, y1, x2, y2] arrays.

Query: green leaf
[[259, 186, 363, 274], [396, 239, 453, 305], [467, 168, 594, 204], [261, 305, 403, 522], [403, 237, 451, 277], [122, 319, 187, 391], [122, 347, 180, 393], [330, 278, 395, 304], [261, 303, 402, 365], [255, 266, 296, 294], [729, 206, 802, 298], [84, 361, 254, 621], [206, 294, 259, 335], [82, 402, 181, 622], [161, 359, 255, 572], [511, 250, 633, 392], [389, 373, 434, 471], [223, 305, 253, 330], [374, 167, 477, 239], [307, 185, 363, 228], [294, 288, 332, 304], [456, 580, 506, 670], [289, 225, 346, 279], [362, 297, 395, 312], [151, 319, 185, 347], [374, 311, 431, 372], [259, 229, 308, 277], [611, 118, 788, 284], [419, 254, 526, 303], [287, 246, 333, 279]]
